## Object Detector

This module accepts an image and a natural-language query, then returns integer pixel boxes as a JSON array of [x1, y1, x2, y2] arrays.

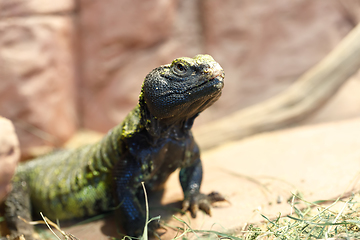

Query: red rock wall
[[0, 0, 359, 157], [0, 0, 78, 157]]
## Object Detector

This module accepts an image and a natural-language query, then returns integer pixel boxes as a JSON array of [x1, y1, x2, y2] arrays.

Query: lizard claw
[[182, 191, 228, 218], [207, 191, 230, 204]]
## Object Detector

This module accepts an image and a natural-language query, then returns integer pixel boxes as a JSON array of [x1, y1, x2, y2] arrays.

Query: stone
[[0, 0, 75, 17], [0, 117, 20, 202], [0, 16, 78, 158]]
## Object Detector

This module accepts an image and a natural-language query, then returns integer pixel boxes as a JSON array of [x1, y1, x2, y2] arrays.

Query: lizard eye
[[172, 62, 188, 76]]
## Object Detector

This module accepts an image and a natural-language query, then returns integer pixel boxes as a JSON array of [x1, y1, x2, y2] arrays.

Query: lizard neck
[[139, 92, 198, 139]]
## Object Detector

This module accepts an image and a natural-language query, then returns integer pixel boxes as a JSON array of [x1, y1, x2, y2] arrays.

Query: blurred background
[[1, 0, 360, 159]]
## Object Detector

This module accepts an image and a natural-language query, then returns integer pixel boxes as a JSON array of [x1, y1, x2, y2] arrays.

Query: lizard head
[[142, 54, 225, 123]]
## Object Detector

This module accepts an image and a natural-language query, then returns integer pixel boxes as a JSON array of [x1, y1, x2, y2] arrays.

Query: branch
[[195, 23, 360, 150]]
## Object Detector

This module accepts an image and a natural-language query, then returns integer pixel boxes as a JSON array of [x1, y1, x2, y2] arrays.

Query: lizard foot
[[181, 191, 228, 218]]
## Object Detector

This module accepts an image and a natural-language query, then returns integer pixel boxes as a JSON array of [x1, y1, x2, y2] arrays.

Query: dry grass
[[2, 190, 360, 240], [155, 192, 360, 240]]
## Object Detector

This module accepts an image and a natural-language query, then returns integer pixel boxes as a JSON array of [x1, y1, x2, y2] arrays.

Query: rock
[[0, 0, 75, 17], [0, 16, 78, 159], [0, 117, 20, 202]]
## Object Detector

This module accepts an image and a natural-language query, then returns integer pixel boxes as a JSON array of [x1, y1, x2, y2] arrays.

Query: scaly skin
[[3, 54, 225, 239]]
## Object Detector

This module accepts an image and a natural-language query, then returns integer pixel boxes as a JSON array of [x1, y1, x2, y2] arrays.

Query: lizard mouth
[[187, 75, 224, 94]]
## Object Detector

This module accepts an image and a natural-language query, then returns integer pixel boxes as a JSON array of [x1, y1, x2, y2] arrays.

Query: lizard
[[2, 54, 225, 239]]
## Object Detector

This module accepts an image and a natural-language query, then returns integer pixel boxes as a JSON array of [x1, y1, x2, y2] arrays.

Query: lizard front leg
[[113, 157, 159, 237], [180, 158, 226, 217]]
